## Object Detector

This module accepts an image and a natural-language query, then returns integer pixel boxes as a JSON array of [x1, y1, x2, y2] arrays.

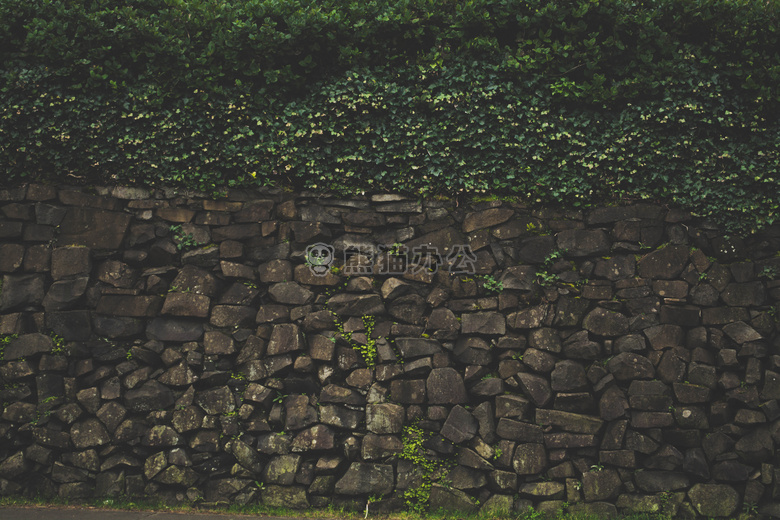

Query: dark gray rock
[[46, 310, 92, 341], [512, 443, 547, 474], [0, 452, 27, 479], [327, 294, 385, 316], [471, 377, 504, 396], [735, 429, 773, 465], [608, 352, 655, 381], [529, 328, 562, 353], [395, 337, 442, 359], [635, 471, 689, 492], [556, 229, 610, 257], [683, 448, 710, 480], [146, 318, 203, 342], [360, 434, 403, 460], [269, 282, 314, 305], [522, 348, 557, 373], [712, 460, 751, 481], [388, 294, 428, 325], [280, 395, 316, 431], [366, 403, 405, 434], [261, 485, 309, 509], [161, 292, 211, 318], [0, 274, 45, 311], [454, 336, 492, 365], [721, 282, 766, 306], [507, 303, 549, 328], [582, 469, 622, 501], [594, 255, 636, 281], [496, 419, 543, 442], [551, 360, 588, 392], [291, 425, 335, 452], [0, 244, 25, 272], [70, 418, 110, 449], [263, 455, 301, 485], [722, 321, 762, 344], [583, 308, 629, 337], [335, 463, 394, 495], [500, 266, 537, 292], [644, 324, 684, 350], [92, 315, 145, 338], [266, 323, 304, 356], [4, 333, 53, 360], [57, 207, 130, 249], [440, 406, 478, 444], [687, 484, 739, 517], [517, 372, 552, 406], [461, 312, 506, 335], [587, 205, 665, 224], [428, 484, 478, 513], [142, 425, 183, 447], [42, 277, 89, 311], [535, 409, 603, 434], [463, 208, 514, 232], [427, 368, 467, 404], [124, 381, 175, 412], [197, 386, 235, 415], [425, 308, 460, 340], [638, 245, 689, 279]]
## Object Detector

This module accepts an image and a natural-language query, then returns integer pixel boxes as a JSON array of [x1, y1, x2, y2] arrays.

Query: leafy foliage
[[1, 0, 779, 233], [169, 225, 202, 251]]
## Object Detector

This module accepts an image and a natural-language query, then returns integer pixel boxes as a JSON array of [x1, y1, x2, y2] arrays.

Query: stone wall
[[1, 184, 779, 518]]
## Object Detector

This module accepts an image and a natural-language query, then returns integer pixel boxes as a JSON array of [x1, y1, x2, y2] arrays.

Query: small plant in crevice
[[28, 395, 61, 425], [535, 249, 566, 287], [526, 221, 548, 236], [480, 274, 504, 294], [491, 446, 503, 460], [0, 334, 19, 362], [759, 265, 779, 280], [169, 224, 202, 251], [658, 490, 675, 519], [388, 242, 405, 257], [399, 420, 451, 514], [48, 333, 67, 356], [330, 311, 380, 369], [769, 305, 780, 323], [229, 371, 247, 383]]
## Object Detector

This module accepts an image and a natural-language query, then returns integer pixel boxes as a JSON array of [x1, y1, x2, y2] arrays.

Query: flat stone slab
[[56, 207, 131, 249]]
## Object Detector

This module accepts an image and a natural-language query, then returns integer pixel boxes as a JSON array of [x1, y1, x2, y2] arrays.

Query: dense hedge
[[1, 0, 779, 233]]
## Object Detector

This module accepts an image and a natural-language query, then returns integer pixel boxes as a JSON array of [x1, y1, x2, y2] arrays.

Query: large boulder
[[334, 463, 394, 495], [687, 484, 739, 517]]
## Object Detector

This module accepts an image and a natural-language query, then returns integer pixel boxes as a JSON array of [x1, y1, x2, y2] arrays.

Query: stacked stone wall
[[1, 184, 780, 518]]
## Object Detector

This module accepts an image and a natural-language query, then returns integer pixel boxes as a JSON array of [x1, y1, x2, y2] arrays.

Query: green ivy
[[1, 0, 778, 234], [330, 311, 379, 369], [0, 334, 18, 362], [169, 225, 202, 251], [399, 421, 452, 513], [49, 333, 67, 356]]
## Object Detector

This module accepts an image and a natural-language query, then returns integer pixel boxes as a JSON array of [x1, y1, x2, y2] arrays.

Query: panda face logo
[[305, 242, 335, 276]]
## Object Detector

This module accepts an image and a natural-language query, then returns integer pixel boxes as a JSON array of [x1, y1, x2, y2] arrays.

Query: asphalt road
[[0, 506, 313, 520]]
